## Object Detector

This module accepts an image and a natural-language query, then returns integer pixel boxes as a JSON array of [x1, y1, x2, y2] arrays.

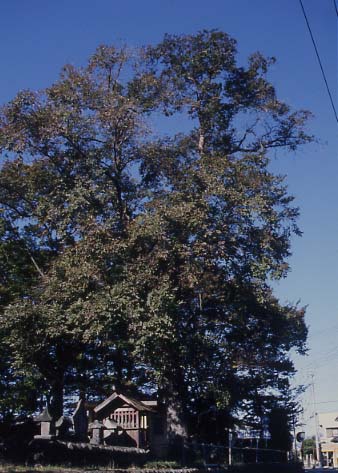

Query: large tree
[[0, 46, 142, 418], [126, 30, 309, 437], [0, 31, 309, 439]]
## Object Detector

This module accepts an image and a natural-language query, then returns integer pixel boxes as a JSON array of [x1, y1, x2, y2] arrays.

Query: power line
[[299, 0, 338, 124], [298, 345, 338, 371], [308, 323, 338, 338], [333, 0, 338, 17], [316, 399, 338, 404]]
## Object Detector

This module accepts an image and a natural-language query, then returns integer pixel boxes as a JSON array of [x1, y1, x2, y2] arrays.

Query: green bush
[[143, 460, 182, 469]]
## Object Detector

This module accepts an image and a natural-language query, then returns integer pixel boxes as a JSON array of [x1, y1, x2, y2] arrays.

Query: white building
[[318, 411, 338, 468]]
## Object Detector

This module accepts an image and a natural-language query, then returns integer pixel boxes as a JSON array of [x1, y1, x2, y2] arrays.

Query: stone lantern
[[89, 419, 104, 445], [34, 407, 55, 439]]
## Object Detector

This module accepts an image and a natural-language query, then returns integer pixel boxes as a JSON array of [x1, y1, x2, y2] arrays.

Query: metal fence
[[184, 441, 288, 467]]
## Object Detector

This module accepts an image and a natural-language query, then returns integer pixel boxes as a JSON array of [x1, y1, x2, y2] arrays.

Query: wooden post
[[228, 429, 232, 466]]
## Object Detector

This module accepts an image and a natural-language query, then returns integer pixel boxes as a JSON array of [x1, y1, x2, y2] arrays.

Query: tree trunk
[[50, 379, 64, 420], [160, 377, 188, 443], [166, 394, 188, 439]]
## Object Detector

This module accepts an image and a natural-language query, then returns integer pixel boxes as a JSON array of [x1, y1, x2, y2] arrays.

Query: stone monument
[[34, 407, 55, 439], [72, 399, 88, 440], [55, 415, 72, 438]]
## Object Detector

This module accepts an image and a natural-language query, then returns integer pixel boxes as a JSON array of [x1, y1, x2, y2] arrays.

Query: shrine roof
[[94, 392, 156, 415]]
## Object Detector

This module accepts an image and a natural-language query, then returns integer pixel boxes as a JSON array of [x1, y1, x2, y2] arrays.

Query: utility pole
[[292, 415, 298, 460], [311, 374, 322, 468]]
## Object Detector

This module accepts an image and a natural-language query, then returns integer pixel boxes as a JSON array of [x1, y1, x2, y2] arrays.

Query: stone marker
[[89, 419, 104, 445], [72, 399, 88, 440], [55, 415, 71, 438], [34, 407, 55, 439]]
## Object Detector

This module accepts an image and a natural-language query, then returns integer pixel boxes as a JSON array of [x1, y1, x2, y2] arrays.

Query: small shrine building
[[92, 391, 166, 451]]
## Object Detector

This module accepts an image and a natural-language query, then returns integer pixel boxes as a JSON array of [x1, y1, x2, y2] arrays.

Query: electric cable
[[299, 0, 338, 124], [333, 0, 338, 17], [309, 323, 338, 338], [315, 399, 338, 404], [297, 344, 338, 371]]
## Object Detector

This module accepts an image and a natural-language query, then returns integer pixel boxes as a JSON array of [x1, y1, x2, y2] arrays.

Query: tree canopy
[[0, 31, 309, 439]]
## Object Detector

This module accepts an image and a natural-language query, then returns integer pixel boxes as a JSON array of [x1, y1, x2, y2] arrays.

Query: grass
[[0, 462, 196, 472], [0, 466, 85, 473]]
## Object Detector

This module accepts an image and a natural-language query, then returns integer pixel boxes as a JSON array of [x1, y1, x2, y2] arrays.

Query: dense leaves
[[0, 31, 309, 438]]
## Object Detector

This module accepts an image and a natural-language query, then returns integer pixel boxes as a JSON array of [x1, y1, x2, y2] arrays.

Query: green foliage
[[302, 437, 315, 455], [268, 407, 293, 452], [142, 461, 181, 469], [0, 30, 310, 432]]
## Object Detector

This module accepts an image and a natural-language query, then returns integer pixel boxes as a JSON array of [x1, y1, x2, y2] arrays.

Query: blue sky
[[1, 0, 337, 434]]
